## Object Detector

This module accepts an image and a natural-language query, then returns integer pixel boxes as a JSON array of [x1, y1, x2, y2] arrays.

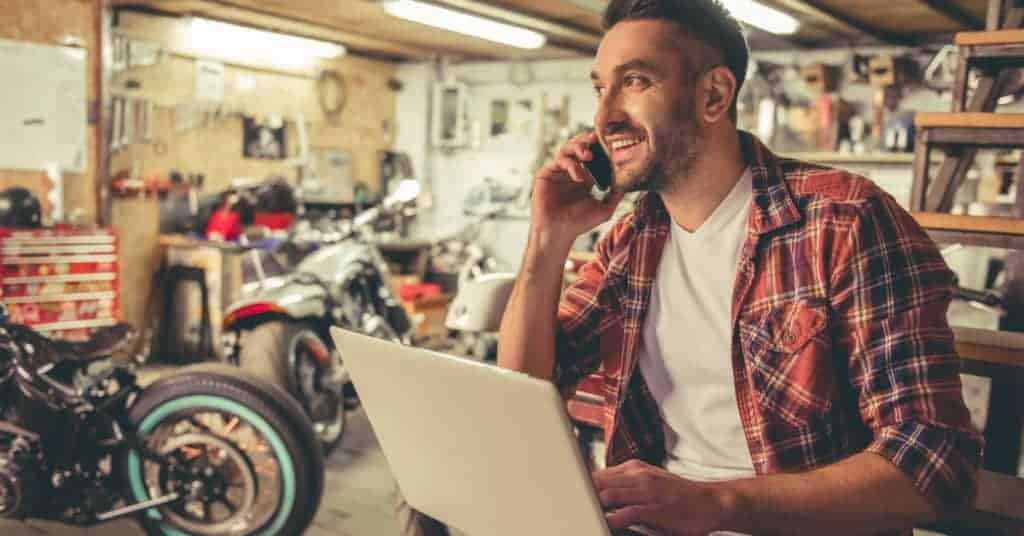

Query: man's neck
[[659, 129, 746, 233]]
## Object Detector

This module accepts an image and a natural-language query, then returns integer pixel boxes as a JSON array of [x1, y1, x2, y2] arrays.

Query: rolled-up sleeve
[[552, 223, 624, 395], [830, 193, 984, 513]]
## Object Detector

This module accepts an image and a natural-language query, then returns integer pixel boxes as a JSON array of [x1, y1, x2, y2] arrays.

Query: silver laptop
[[330, 327, 613, 536]]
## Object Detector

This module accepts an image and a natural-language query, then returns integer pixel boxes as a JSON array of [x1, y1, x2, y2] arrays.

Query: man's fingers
[[554, 155, 591, 184], [599, 486, 650, 510], [592, 463, 648, 491], [558, 131, 598, 161], [594, 459, 653, 483], [535, 162, 566, 183], [605, 505, 659, 530]]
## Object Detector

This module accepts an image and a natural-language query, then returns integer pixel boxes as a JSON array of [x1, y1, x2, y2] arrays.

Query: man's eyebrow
[[590, 59, 663, 82]]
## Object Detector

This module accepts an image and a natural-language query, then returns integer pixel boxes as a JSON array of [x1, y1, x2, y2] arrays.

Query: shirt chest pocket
[[738, 299, 835, 430]]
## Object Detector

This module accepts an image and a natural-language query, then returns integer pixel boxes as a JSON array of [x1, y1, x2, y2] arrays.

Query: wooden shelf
[[955, 29, 1024, 46], [974, 470, 1024, 524], [953, 326, 1024, 368], [784, 152, 915, 164], [913, 213, 1024, 235], [915, 112, 1024, 129], [782, 152, 1019, 166], [913, 213, 1024, 249]]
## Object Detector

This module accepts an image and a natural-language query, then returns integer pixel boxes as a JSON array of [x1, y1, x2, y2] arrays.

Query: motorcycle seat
[[48, 324, 136, 363]]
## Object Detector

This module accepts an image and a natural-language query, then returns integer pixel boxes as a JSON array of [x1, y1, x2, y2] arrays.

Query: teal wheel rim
[[126, 395, 297, 536]]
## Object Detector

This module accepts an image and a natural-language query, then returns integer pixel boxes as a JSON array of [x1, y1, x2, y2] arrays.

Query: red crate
[[0, 227, 119, 340]]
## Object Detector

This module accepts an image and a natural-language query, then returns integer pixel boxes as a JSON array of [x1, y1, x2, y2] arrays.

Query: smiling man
[[497, 0, 983, 534]]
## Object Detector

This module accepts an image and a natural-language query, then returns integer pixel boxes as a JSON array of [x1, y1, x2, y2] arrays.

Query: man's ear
[[700, 66, 736, 124]]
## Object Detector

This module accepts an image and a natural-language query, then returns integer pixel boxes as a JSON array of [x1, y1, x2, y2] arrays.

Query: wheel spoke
[[187, 416, 215, 435], [224, 416, 240, 434], [216, 496, 238, 515]]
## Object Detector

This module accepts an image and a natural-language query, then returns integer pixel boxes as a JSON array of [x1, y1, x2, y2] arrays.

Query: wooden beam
[[767, 0, 916, 45], [435, 0, 602, 52], [920, 0, 985, 30], [955, 29, 1024, 45], [96, 0, 110, 226], [111, 0, 440, 61]]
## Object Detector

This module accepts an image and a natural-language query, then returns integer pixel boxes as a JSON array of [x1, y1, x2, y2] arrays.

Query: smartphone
[[583, 142, 613, 191]]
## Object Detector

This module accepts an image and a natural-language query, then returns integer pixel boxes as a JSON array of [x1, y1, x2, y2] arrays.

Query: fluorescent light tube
[[382, 0, 547, 49], [720, 0, 800, 35], [188, 17, 346, 66]]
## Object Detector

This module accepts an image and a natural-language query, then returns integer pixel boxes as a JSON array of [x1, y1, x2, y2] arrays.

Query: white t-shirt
[[636, 168, 756, 484]]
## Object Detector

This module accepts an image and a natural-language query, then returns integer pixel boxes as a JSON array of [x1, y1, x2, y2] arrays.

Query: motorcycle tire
[[238, 321, 346, 455], [123, 363, 324, 536]]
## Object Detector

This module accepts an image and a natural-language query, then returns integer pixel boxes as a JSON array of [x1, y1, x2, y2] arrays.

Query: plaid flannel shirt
[[553, 132, 983, 516]]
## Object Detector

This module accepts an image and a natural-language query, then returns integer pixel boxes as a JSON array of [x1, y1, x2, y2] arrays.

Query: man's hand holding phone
[[530, 131, 624, 251]]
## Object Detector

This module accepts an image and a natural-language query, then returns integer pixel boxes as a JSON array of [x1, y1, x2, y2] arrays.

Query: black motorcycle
[[0, 311, 324, 535]]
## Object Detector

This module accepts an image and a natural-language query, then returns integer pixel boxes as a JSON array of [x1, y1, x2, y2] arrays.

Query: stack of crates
[[0, 227, 119, 341]]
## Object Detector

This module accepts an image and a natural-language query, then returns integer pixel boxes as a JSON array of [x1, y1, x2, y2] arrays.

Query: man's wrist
[[527, 226, 576, 260], [712, 479, 755, 533]]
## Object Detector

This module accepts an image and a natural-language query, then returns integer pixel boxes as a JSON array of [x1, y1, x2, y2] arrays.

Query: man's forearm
[[496, 228, 574, 379], [722, 452, 937, 534]]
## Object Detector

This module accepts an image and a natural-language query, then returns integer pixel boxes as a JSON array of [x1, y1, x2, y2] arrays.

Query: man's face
[[590, 19, 705, 193]]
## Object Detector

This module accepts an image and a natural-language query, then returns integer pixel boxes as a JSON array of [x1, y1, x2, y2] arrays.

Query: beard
[[615, 96, 704, 194]]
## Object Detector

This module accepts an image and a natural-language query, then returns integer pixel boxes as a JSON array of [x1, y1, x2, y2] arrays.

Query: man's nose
[[593, 92, 629, 135]]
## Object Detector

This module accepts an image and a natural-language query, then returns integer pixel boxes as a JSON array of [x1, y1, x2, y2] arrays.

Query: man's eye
[[593, 86, 604, 97], [624, 75, 649, 88]]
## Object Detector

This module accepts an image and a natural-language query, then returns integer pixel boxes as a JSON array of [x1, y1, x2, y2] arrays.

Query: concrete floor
[[0, 366, 1015, 536], [0, 407, 403, 536]]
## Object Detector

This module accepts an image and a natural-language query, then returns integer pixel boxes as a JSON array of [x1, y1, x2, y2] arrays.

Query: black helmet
[[0, 187, 42, 228], [254, 177, 297, 213]]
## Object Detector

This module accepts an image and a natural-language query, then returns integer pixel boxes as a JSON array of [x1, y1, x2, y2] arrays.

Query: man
[[497, 0, 983, 534]]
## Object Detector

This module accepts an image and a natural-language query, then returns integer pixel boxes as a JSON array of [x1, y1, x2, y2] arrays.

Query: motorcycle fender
[[445, 272, 516, 332], [225, 283, 328, 325]]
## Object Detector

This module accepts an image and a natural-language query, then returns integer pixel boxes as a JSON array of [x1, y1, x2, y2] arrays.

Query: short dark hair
[[603, 0, 749, 122]]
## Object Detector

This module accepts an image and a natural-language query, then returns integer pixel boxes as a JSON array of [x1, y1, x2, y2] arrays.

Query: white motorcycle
[[222, 181, 421, 454]]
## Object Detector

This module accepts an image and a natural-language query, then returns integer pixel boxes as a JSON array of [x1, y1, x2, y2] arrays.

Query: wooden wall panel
[[108, 54, 398, 194], [0, 0, 99, 223], [109, 12, 398, 332], [0, 0, 94, 47], [111, 197, 161, 337]]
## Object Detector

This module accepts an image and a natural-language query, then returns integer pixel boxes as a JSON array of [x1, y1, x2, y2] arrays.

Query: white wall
[[394, 58, 599, 269]]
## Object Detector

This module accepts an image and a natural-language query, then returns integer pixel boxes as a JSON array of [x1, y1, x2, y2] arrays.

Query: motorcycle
[[435, 207, 512, 362], [222, 180, 420, 454], [0, 309, 324, 535]]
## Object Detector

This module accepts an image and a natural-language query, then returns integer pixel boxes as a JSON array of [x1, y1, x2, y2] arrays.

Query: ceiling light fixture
[[719, 0, 800, 35], [381, 0, 547, 49], [188, 17, 346, 67]]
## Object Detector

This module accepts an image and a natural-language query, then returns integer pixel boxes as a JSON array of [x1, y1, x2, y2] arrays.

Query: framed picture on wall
[[431, 81, 468, 149], [490, 99, 508, 136], [242, 115, 286, 160]]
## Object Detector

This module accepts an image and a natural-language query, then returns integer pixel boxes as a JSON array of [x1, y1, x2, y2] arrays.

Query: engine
[[0, 433, 42, 519]]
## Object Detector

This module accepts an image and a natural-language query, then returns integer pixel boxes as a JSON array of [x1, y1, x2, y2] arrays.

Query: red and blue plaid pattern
[[553, 132, 983, 514]]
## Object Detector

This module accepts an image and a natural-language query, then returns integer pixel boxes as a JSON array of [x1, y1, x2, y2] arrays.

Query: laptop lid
[[329, 327, 612, 536]]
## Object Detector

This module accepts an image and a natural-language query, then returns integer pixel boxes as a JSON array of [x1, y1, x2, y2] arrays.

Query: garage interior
[[0, 0, 1022, 534]]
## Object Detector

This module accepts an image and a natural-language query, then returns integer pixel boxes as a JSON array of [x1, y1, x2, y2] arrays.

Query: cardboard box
[[869, 55, 916, 88], [402, 293, 450, 339], [802, 63, 842, 94]]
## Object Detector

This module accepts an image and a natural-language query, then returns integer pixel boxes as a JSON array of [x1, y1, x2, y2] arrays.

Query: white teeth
[[610, 137, 644, 150]]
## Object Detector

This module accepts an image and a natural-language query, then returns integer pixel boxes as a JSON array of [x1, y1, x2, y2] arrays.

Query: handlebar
[[0, 325, 89, 409], [953, 286, 1004, 308]]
